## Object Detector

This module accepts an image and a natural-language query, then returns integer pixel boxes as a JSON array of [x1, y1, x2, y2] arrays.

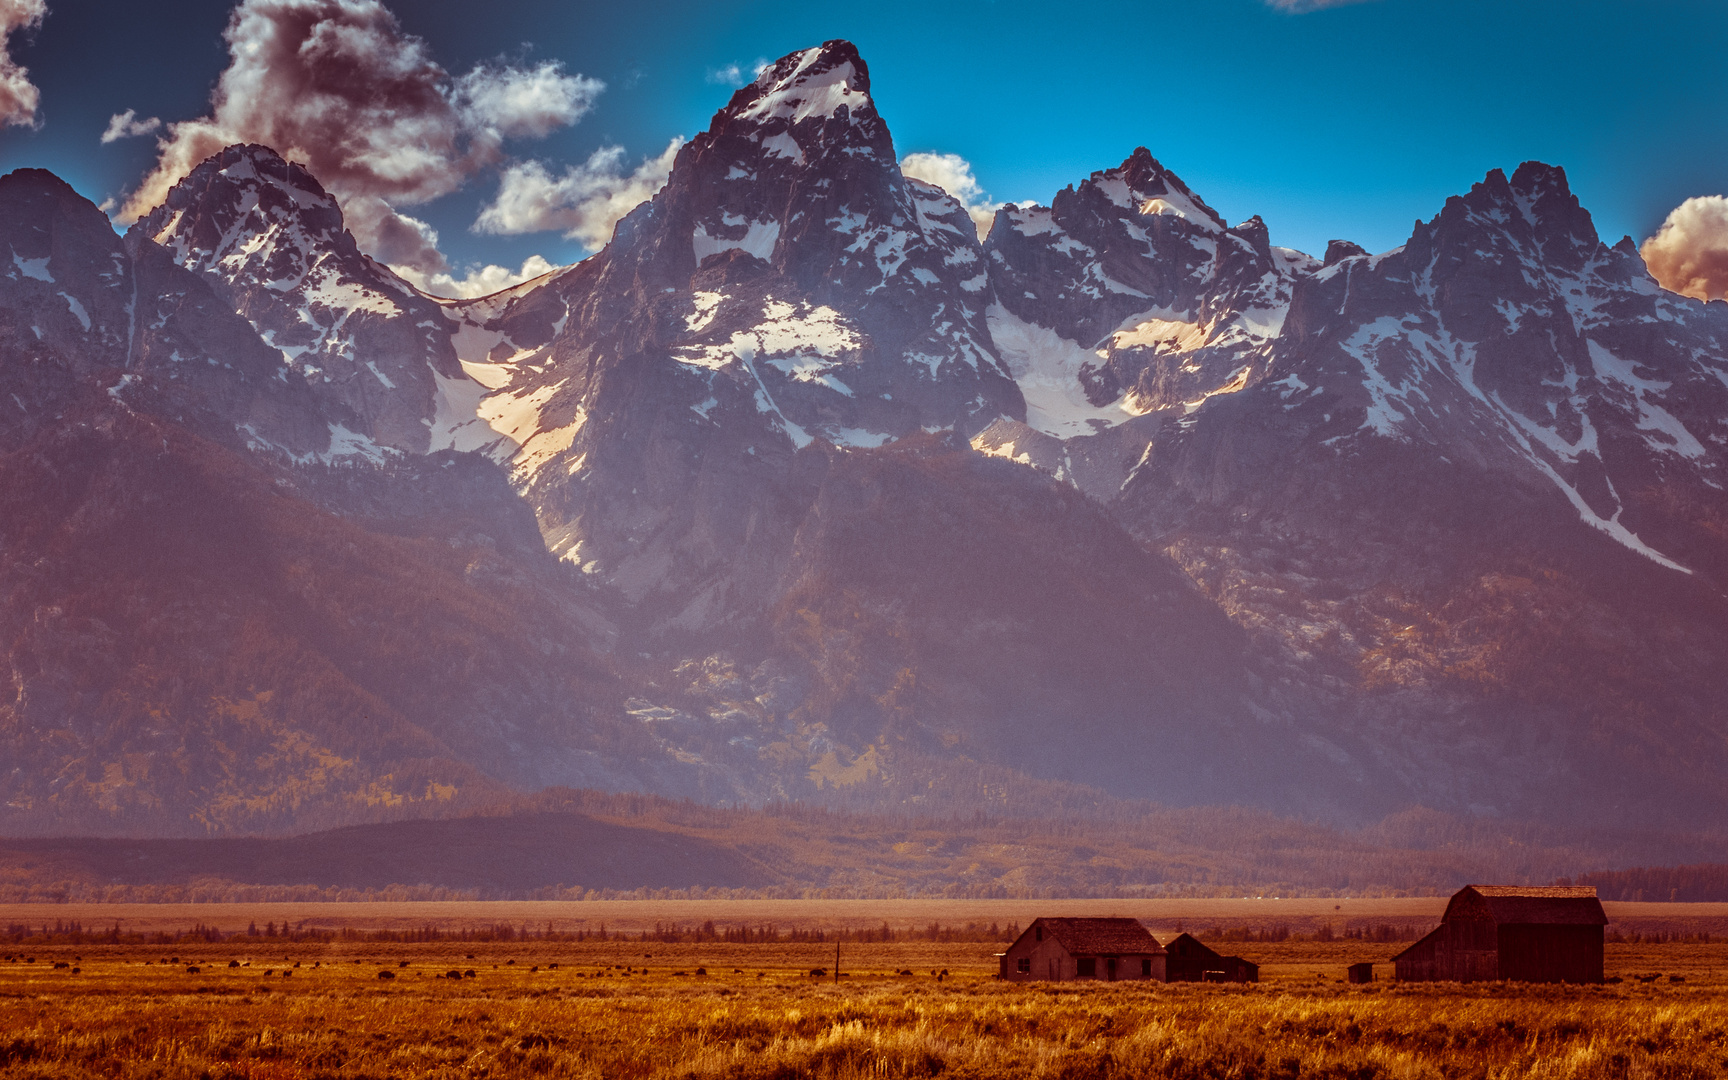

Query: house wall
[[998, 934, 1076, 982]]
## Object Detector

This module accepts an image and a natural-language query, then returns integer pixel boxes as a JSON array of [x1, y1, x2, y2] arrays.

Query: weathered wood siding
[[1497, 924, 1603, 983]]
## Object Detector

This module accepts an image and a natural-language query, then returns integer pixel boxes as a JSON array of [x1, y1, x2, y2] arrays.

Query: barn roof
[[1034, 917, 1162, 954], [1447, 885, 1608, 926], [1161, 932, 1223, 959]]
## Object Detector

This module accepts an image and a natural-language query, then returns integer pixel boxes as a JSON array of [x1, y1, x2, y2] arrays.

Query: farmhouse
[[997, 918, 1165, 982], [1162, 933, 1259, 983], [1393, 885, 1607, 983]]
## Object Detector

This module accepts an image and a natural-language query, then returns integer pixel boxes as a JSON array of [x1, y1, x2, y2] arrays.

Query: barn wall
[[1443, 919, 1499, 982], [1394, 927, 1441, 982], [1165, 937, 1225, 982], [1497, 924, 1603, 983]]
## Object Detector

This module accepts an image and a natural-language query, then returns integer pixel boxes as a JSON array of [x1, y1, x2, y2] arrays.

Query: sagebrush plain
[[0, 934, 1723, 1079]]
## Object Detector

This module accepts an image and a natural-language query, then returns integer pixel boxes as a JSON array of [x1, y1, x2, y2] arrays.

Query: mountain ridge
[[1, 39, 1725, 840]]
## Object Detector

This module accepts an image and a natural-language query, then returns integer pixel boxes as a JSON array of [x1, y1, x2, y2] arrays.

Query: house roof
[[1033, 917, 1163, 955], [1445, 885, 1608, 926]]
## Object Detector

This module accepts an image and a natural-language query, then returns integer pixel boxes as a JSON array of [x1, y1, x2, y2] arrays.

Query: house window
[[1017, 958, 1030, 974], [1077, 958, 1096, 977], [1035, 928, 1043, 942], [1142, 958, 1152, 977]]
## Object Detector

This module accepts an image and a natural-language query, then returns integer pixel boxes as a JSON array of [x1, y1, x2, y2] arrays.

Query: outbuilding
[[1393, 885, 1607, 983], [997, 918, 1165, 982], [1162, 933, 1259, 983]]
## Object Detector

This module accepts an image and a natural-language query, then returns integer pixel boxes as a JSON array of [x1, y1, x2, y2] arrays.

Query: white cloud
[[707, 58, 766, 87], [475, 138, 683, 251], [100, 108, 162, 144], [118, 0, 601, 276], [0, 0, 45, 130], [454, 61, 602, 140], [900, 151, 1000, 241], [1642, 195, 1728, 302], [1264, 0, 1378, 10], [391, 253, 559, 300]]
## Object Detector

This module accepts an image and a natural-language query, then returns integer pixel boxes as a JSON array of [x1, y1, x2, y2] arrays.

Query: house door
[[1106, 957, 1117, 981]]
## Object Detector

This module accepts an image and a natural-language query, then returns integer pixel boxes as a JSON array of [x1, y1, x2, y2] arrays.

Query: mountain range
[[2, 40, 1725, 840]]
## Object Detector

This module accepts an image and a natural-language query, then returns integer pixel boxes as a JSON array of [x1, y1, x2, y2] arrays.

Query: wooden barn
[[1393, 885, 1607, 983], [1162, 933, 1259, 983], [997, 918, 1166, 982]]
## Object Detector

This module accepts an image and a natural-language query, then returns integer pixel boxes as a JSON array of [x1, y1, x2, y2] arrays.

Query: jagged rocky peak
[[975, 147, 1316, 468], [137, 144, 344, 279], [542, 37, 1022, 453], [1406, 161, 1604, 281], [1251, 160, 1728, 580], [1323, 239, 1368, 267], [131, 144, 466, 457]]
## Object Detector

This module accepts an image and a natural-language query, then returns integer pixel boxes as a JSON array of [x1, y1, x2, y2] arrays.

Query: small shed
[[997, 918, 1165, 982], [1347, 962, 1374, 984], [1393, 885, 1607, 984], [1162, 933, 1259, 983]]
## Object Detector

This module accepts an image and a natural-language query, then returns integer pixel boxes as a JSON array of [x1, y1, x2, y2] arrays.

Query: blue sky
[[1, 0, 1722, 287]]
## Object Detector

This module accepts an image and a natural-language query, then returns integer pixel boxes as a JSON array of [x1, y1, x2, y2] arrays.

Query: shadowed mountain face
[[2, 41, 1726, 838]]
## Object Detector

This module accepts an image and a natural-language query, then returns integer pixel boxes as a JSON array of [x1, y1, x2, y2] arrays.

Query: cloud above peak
[[118, 0, 601, 279], [707, 58, 767, 87], [0, 0, 46, 130], [101, 108, 161, 143], [1642, 195, 1728, 302], [900, 152, 999, 241], [475, 138, 683, 251]]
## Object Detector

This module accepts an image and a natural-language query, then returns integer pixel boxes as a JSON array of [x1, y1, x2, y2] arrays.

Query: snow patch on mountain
[[987, 303, 1146, 437], [694, 220, 780, 263], [737, 49, 866, 125]]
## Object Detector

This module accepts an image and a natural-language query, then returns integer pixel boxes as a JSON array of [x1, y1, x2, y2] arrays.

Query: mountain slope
[[1113, 163, 1728, 826]]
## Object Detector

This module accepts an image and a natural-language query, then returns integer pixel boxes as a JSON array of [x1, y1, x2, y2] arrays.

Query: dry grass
[[0, 942, 1723, 1078]]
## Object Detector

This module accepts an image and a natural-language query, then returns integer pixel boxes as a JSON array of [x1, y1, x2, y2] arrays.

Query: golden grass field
[[0, 902, 1725, 1079]]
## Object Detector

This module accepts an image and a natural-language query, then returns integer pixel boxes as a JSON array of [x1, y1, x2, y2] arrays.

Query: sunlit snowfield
[[0, 936, 1723, 1079]]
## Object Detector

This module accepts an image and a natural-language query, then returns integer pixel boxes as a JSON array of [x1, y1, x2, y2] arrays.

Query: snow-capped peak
[[735, 40, 872, 126]]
